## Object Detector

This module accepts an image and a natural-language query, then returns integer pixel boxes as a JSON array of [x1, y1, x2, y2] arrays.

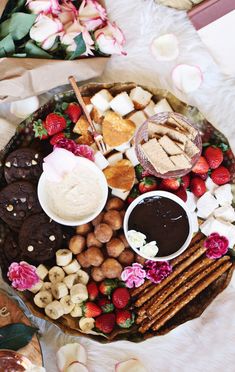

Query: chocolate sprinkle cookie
[[0, 181, 42, 231], [19, 213, 62, 263], [4, 148, 43, 184]]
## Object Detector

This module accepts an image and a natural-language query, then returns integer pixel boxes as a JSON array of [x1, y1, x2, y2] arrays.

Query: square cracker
[[170, 154, 191, 169], [141, 138, 176, 174], [148, 123, 187, 144], [158, 135, 183, 156], [184, 139, 200, 158]]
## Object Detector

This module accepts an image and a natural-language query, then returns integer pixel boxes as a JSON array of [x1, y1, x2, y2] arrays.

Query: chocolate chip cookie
[[19, 213, 62, 263], [4, 148, 43, 184], [2, 233, 22, 264], [0, 181, 42, 230]]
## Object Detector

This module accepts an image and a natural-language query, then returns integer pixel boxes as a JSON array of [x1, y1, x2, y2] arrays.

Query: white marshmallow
[[111, 188, 129, 200], [114, 142, 131, 152], [94, 151, 109, 170], [214, 205, 235, 223], [186, 191, 198, 212], [196, 192, 219, 219], [110, 92, 134, 116], [154, 98, 173, 114], [190, 211, 199, 233], [90, 89, 113, 112], [125, 147, 140, 167], [143, 100, 156, 117], [205, 177, 218, 194], [227, 224, 235, 248], [107, 152, 123, 165], [200, 217, 234, 247], [214, 184, 233, 206], [128, 111, 147, 128]]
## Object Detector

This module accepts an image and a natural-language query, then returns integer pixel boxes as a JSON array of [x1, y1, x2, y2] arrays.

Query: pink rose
[[7, 262, 39, 291], [59, 0, 78, 27], [30, 14, 64, 50], [204, 232, 229, 259], [79, 0, 107, 31], [26, 0, 60, 15], [145, 260, 172, 284], [121, 263, 146, 288], [94, 21, 126, 55], [61, 20, 94, 55]]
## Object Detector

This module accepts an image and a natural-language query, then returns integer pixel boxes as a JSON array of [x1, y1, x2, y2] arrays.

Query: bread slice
[[159, 135, 183, 155], [141, 138, 176, 174], [130, 86, 152, 109], [170, 154, 191, 169], [148, 123, 187, 144], [127, 110, 147, 128], [184, 139, 200, 158], [154, 98, 173, 114], [110, 92, 134, 116], [144, 100, 155, 117], [90, 89, 113, 112], [102, 111, 136, 147]]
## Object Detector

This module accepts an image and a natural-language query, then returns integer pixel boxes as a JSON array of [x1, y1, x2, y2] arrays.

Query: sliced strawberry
[[116, 310, 134, 329], [65, 102, 82, 123], [190, 177, 206, 197], [33, 119, 48, 140], [87, 282, 99, 301], [204, 146, 223, 169], [139, 176, 158, 193], [95, 313, 116, 334], [160, 178, 180, 191], [174, 185, 187, 202], [181, 174, 190, 189], [112, 287, 130, 309], [44, 113, 67, 136], [192, 156, 209, 175], [50, 132, 66, 145], [98, 298, 114, 313], [82, 302, 101, 318], [211, 166, 231, 185]]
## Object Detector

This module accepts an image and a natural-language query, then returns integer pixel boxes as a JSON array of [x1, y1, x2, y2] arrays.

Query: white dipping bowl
[[38, 157, 108, 226], [123, 190, 193, 261]]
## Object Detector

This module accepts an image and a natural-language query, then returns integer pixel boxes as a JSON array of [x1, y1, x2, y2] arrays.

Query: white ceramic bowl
[[123, 190, 193, 261], [38, 157, 108, 226]]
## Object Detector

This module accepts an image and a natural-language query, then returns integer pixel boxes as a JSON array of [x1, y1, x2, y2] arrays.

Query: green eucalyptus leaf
[[0, 323, 38, 351], [0, 34, 15, 55], [2, 0, 26, 19], [69, 33, 86, 60], [12, 53, 27, 57], [25, 41, 53, 59], [0, 47, 6, 58], [9, 13, 37, 41], [0, 19, 11, 39]]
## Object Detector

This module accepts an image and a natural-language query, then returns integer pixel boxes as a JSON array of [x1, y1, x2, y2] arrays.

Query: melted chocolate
[[128, 196, 189, 257]]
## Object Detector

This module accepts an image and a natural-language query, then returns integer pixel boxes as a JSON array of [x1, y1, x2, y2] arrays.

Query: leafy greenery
[[1, 0, 26, 21], [25, 41, 53, 59], [0, 323, 38, 351], [9, 12, 37, 41], [69, 33, 86, 60], [0, 34, 15, 57]]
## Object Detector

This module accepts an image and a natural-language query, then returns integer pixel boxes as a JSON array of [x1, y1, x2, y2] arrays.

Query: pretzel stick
[[148, 256, 230, 320], [135, 243, 206, 308], [151, 261, 232, 332], [131, 280, 152, 297]]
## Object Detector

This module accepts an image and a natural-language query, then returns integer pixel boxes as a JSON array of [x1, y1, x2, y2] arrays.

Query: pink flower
[[94, 21, 126, 55], [145, 260, 172, 284], [59, 0, 78, 27], [121, 263, 146, 288], [79, 0, 107, 31], [60, 20, 94, 55], [54, 139, 95, 161], [30, 14, 64, 50], [7, 262, 39, 291], [26, 0, 60, 15], [204, 232, 229, 259]]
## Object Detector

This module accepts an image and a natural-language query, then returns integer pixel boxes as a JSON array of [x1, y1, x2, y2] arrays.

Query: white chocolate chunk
[[214, 184, 233, 206]]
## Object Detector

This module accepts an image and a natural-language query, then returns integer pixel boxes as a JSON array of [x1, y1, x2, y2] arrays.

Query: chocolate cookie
[[4, 148, 43, 184], [19, 213, 62, 263], [2, 233, 21, 265], [0, 181, 42, 230]]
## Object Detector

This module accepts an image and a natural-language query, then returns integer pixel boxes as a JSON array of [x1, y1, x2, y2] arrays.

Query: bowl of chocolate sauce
[[123, 191, 193, 261]]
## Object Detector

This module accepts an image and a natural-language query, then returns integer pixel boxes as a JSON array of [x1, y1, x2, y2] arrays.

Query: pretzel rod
[[151, 261, 232, 332], [131, 280, 152, 297], [147, 256, 213, 317], [148, 256, 230, 320], [135, 243, 206, 308]]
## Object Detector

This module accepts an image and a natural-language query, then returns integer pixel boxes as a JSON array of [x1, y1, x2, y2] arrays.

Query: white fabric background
[[1, 1, 235, 371]]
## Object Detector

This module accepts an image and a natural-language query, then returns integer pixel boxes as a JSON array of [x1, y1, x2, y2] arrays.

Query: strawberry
[[44, 113, 67, 136], [190, 177, 206, 197], [82, 302, 101, 318], [98, 298, 114, 313], [139, 177, 158, 193], [135, 164, 151, 180], [87, 282, 99, 301], [50, 132, 66, 145], [65, 102, 82, 123], [112, 287, 130, 309], [204, 146, 223, 169], [95, 313, 115, 334], [116, 310, 134, 329], [197, 172, 208, 181], [192, 156, 209, 175], [99, 279, 118, 296], [211, 166, 231, 185], [174, 185, 187, 202], [33, 119, 48, 139], [160, 178, 180, 191], [181, 174, 190, 189], [127, 186, 140, 204]]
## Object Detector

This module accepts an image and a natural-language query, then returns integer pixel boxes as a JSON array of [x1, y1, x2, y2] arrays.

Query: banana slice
[[56, 249, 72, 267], [36, 264, 48, 280], [45, 300, 64, 319], [63, 259, 81, 275], [70, 284, 88, 304], [66, 362, 88, 372], [60, 295, 75, 314], [49, 266, 65, 283], [41, 282, 52, 291], [34, 290, 53, 308], [51, 282, 68, 299], [56, 343, 87, 372], [79, 317, 95, 333], [63, 274, 77, 290], [70, 304, 83, 318], [28, 280, 43, 294], [76, 270, 89, 285]]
